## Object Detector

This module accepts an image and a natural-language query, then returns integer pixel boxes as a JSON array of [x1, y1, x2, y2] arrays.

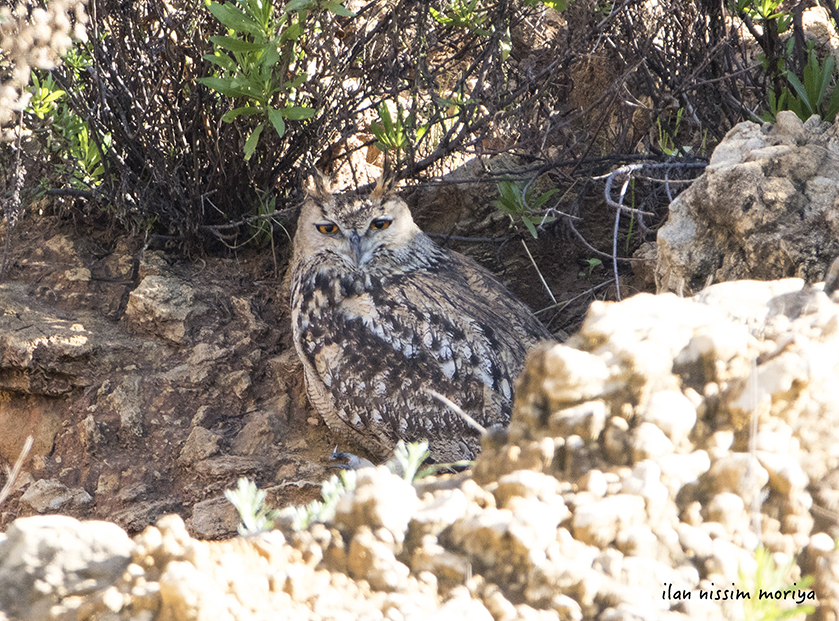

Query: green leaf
[[209, 35, 266, 53], [379, 103, 394, 135], [370, 121, 387, 146], [541, 0, 566, 10], [221, 106, 264, 122], [284, 0, 314, 13], [268, 108, 286, 137], [281, 21, 303, 41], [244, 122, 265, 159], [532, 188, 559, 209], [785, 72, 813, 116], [197, 76, 237, 95], [522, 216, 538, 238], [261, 44, 280, 70], [322, 0, 355, 16], [825, 84, 839, 122], [207, 2, 263, 36], [283, 106, 315, 120], [41, 90, 66, 104], [203, 52, 237, 72], [284, 73, 307, 90]]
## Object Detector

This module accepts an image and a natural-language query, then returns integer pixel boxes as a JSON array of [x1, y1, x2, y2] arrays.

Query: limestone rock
[[571, 495, 646, 548], [334, 466, 419, 544], [347, 526, 410, 591], [657, 116, 839, 296], [0, 515, 133, 620]]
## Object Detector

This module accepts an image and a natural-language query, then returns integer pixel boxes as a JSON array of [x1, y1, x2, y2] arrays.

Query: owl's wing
[[295, 257, 551, 462]]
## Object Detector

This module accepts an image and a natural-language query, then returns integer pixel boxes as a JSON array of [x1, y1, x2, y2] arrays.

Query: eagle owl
[[290, 175, 553, 463]]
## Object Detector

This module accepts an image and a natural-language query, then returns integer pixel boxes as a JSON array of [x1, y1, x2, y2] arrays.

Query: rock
[[603, 417, 631, 465], [159, 559, 233, 620], [105, 374, 145, 440], [756, 451, 809, 495], [435, 587, 495, 621], [657, 118, 839, 296], [706, 493, 745, 531], [124, 275, 209, 345], [548, 400, 607, 441], [578, 469, 608, 497], [631, 422, 675, 462], [656, 451, 711, 497], [571, 495, 646, 548], [178, 426, 224, 467], [677, 523, 713, 558], [20, 478, 92, 513], [408, 488, 469, 543], [187, 496, 240, 539], [639, 390, 697, 444], [707, 453, 769, 506], [494, 469, 564, 507], [411, 535, 472, 588], [347, 526, 410, 591], [517, 343, 611, 414], [334, 466, 419, 544], [0, 515, 133, 620], [621, 461, 670, 514]]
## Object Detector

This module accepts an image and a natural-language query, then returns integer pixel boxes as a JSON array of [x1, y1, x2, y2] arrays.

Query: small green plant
[[26, 69, 110, 190], [281, 469, 358, 531], [578, 257, 602, 277], [369, 102, 428, 164], [198, 0, 353, 160], [227, 440, 434, 533], [428, 0, 511, 60], [389, 440, 432, 481], [430, 0, 490, 34], [523, 0, 569, 11], [763, 46, 839, 123], [493, 179, 558, 238], [733, 0, 791, 33], [249, 188, 277, 246], [225, 477, 281, 535], [738, 546, 815, 621], [656, 108, 691, 156]]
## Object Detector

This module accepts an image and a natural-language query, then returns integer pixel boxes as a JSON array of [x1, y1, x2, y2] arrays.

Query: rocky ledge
[[1, 275, 838, 621]]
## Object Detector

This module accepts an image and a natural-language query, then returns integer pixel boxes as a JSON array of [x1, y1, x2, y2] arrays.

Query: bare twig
[[0, 435, 33, 507], [425, 389, 487, 435]]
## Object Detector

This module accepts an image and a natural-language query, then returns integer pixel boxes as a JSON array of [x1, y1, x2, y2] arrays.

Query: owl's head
[[294, 173, 422, 270]]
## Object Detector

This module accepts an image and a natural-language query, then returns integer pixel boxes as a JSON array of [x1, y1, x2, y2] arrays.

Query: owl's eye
[[370, 218, 392, 231], [315, 222, 338, 235]]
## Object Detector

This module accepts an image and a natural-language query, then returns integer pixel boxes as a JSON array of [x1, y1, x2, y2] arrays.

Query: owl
[[290, 174, 554, 463]]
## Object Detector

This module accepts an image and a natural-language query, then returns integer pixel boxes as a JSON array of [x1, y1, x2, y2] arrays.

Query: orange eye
[[370, 218, 392, 231], [316, 223, 338, 235]]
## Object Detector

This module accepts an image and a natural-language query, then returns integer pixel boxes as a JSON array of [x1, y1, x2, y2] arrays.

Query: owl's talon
[[329, 448, 375, 470]]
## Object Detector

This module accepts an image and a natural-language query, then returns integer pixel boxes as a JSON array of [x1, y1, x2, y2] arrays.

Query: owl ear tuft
[[371, 160, 398, 200], [304, 169, 333, 200]]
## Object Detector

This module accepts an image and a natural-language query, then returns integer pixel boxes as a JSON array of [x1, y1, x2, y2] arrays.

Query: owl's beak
[[348, 231, 364, 266]]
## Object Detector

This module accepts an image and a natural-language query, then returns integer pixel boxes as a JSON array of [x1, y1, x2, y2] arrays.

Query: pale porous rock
[[657, 112, 839, 296], [7, 266, 839, 619], [571, 494, 646, 548], [0, 515, 133, 620], [334, 466, 419, 545]]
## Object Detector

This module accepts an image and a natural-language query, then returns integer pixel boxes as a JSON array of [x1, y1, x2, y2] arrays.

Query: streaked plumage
[[290, 175, 553, 462]]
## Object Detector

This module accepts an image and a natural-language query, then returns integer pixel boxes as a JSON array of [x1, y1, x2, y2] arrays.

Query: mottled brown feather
[[290, 183, 553, 462]]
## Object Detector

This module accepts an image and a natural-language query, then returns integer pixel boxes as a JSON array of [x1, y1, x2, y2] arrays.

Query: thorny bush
[[0, 0, 836, 256]]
